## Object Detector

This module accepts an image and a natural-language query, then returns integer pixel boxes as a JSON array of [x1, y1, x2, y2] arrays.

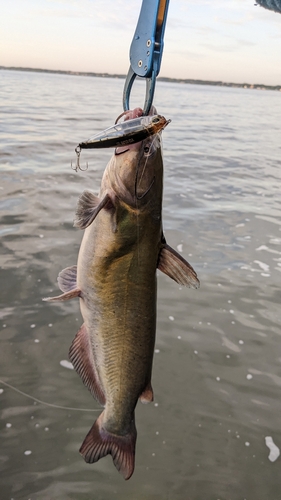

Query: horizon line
[[1, 65, 281, 92]]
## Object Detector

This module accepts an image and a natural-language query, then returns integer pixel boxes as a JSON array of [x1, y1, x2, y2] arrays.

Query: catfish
[[44, 107, 199, 479]]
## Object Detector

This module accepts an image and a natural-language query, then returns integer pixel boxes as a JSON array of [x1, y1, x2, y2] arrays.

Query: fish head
[[105, 107, 164, 208]]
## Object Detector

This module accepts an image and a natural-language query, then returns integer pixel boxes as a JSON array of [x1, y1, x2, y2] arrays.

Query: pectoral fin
[[158, 243, 200, 288], [74, 191, 112, 229], [69, 323, 106, 406]]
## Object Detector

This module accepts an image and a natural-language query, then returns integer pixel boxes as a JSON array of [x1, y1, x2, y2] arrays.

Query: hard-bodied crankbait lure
[[72, 110, 171, 172], [77, 113, 171, 150]]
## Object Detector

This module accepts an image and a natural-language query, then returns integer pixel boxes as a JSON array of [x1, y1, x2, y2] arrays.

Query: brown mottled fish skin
[[76, 121, 163, 479], [43, 107, 199, 480]]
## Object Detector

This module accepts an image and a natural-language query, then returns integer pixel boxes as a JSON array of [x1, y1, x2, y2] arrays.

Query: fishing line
[[135, 133, 160, 266], [0, 379, 100, 412], [137, 134, 159, 193]]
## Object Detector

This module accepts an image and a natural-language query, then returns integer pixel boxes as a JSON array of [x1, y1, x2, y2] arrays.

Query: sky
[[1, 0, 281, 85]]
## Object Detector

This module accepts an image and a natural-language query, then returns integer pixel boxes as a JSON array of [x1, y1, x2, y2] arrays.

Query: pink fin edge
[[80, 411, 137, 480]]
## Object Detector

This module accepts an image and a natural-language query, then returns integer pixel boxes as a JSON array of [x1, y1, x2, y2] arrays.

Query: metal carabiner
[[123, 0, 169, 115]]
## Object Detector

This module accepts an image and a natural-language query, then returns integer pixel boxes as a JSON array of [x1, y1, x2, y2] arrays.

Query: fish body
[[44, 107, 199, 479]]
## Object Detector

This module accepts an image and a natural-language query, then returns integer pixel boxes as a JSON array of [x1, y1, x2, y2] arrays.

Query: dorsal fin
[[158, 243, 200, 288], [74, 191, 112, 229]]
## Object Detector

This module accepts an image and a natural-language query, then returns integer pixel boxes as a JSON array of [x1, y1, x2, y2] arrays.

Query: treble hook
[[71, 146, 88, 172]]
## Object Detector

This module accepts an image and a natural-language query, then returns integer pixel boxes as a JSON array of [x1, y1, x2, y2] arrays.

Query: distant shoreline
[[1, 65, 281, 92]]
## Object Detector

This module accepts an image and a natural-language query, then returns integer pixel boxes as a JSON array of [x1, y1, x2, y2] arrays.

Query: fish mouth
[[115, 141, 143, 156], [115, 147, 130, 156]]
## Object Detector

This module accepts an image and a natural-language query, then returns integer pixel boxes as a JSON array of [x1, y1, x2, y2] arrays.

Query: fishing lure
[[77, 114, 170, 150], [72, 113, 170, 172]]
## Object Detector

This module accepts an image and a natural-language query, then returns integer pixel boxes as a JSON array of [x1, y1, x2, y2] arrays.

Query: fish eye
[[152, 117, 160, 123], [143, 142, 156, 157]]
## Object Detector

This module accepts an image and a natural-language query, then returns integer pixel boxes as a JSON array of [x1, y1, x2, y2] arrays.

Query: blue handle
[[123, 0, 169, 114], [130, 0, 169, 78]]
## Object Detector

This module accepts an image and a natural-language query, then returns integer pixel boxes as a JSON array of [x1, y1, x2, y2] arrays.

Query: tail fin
[[80, 411, 137, 480]]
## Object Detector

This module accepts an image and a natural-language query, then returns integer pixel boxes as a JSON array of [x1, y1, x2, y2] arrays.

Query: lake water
[[1, 68, 281, 500]]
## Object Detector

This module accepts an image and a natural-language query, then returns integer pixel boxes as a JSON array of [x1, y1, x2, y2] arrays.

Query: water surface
[[1, 69, 281, 500]]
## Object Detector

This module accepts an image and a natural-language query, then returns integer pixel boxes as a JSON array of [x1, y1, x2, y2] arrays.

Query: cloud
[[2, 0, 281, 85], [32, 0, 140, 27]]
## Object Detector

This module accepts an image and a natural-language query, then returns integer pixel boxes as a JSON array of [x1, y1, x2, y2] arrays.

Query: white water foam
[[60, 360, 74, 370], [265, 437, 280, 462]]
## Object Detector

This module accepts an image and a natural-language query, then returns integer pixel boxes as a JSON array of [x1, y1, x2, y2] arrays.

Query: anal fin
[[69, 323, 105, 406]]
